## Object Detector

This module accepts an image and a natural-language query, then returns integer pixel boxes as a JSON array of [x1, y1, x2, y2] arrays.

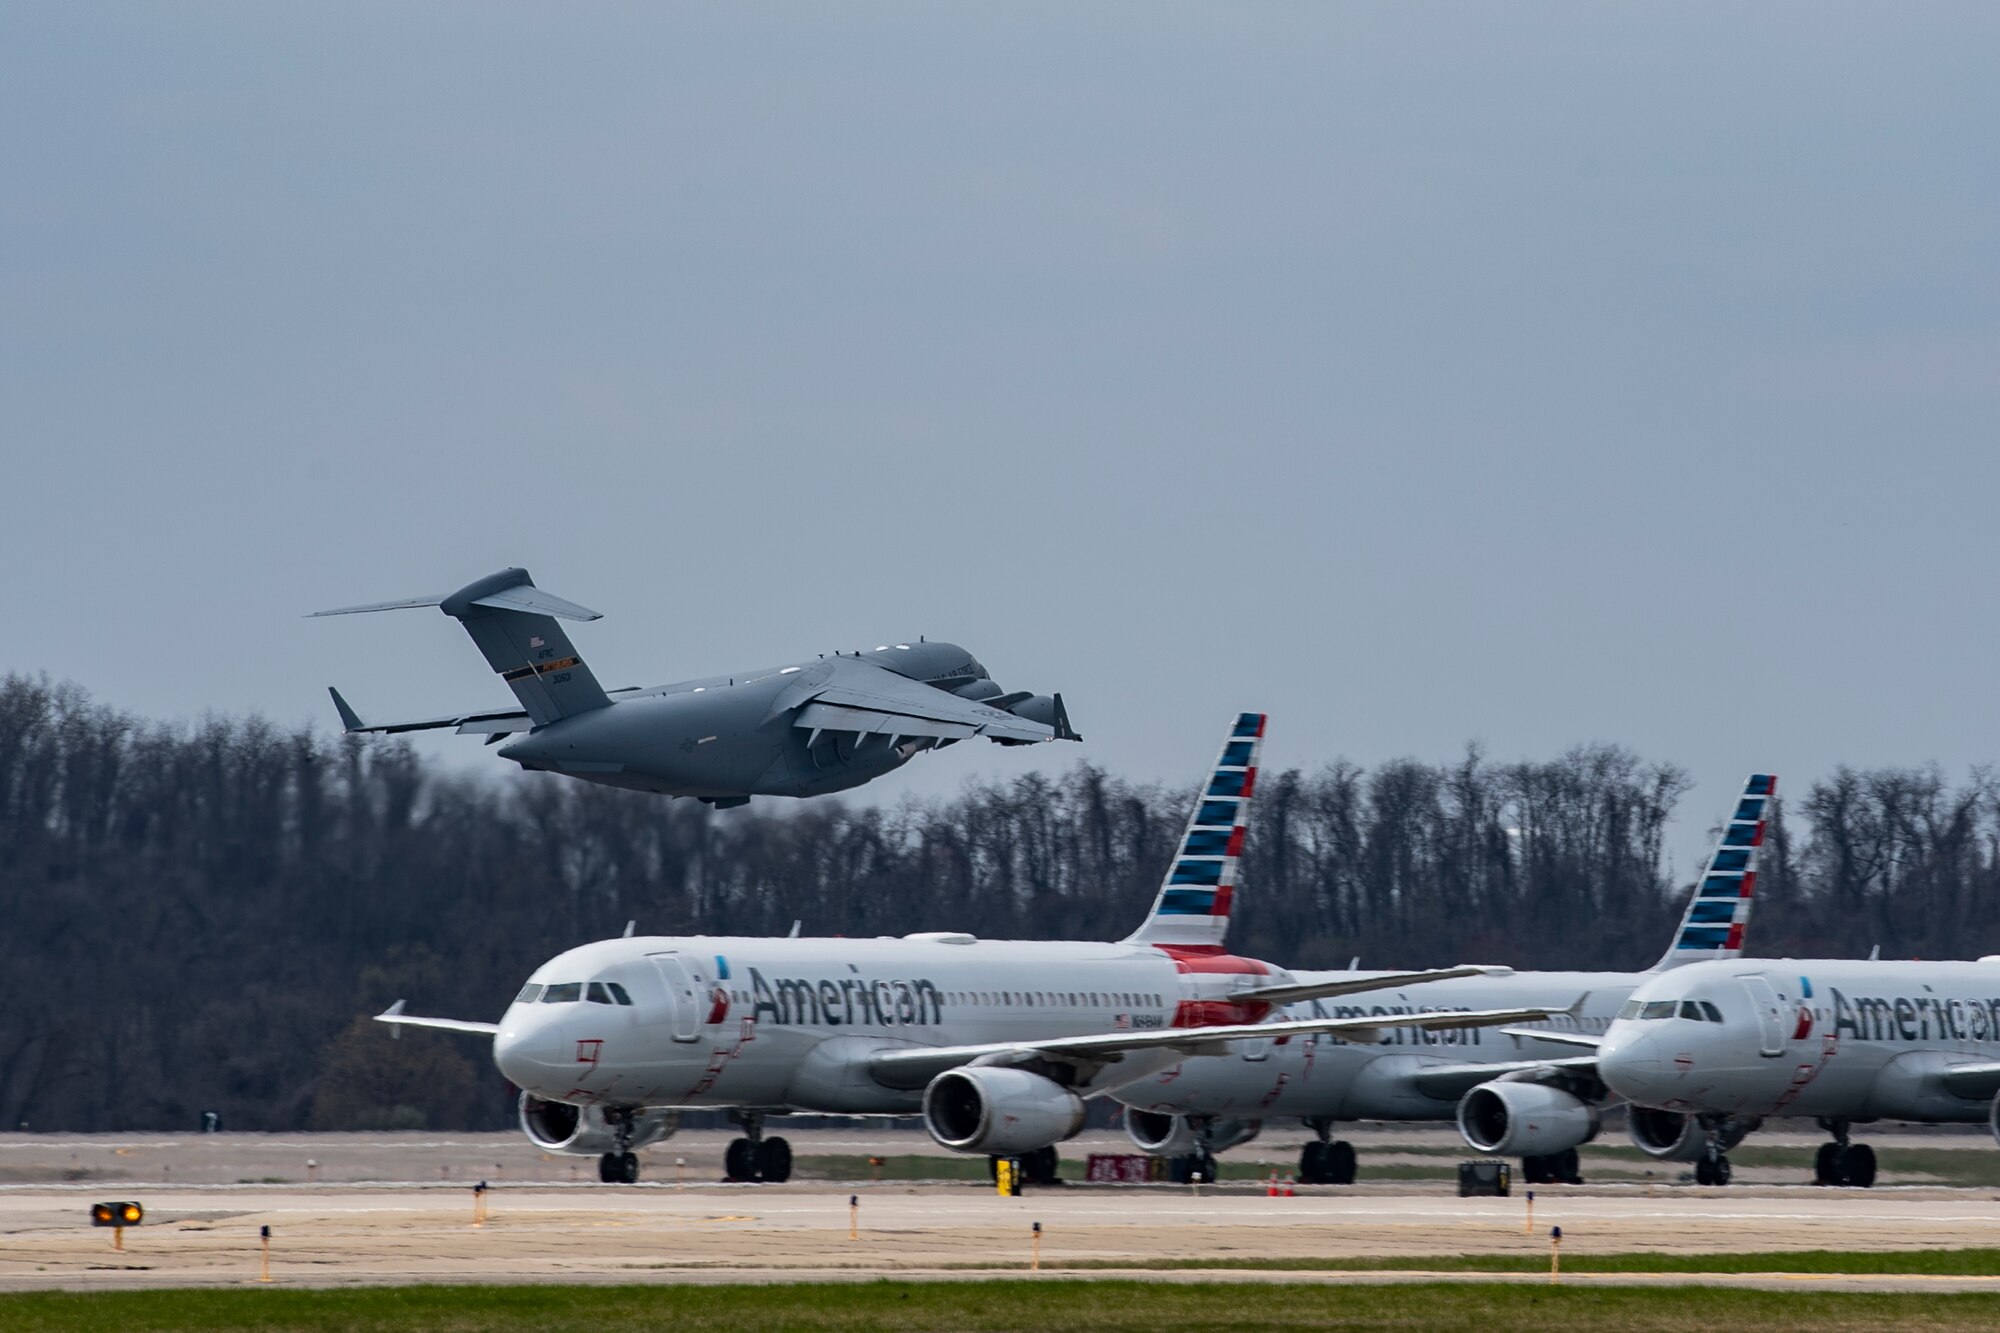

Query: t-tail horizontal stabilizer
[[312, 567, 615, 728]]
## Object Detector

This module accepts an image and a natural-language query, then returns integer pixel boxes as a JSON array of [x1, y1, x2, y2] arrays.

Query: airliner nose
[[1596, 1023, 1663, 1103], [492, 1009, 574, 1094]]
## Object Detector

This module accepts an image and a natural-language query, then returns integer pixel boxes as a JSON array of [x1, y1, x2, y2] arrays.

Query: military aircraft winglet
[[312, 566, 1079, 807]]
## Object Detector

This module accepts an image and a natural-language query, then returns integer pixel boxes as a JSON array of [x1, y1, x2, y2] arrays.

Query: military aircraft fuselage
[[500, 655, 932, 800], [316, 568, 1077, 807]]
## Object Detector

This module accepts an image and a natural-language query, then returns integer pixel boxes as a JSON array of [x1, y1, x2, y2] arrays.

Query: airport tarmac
[[7, 1132, 2000, 1293], [8, 1182, 2000, 1292]]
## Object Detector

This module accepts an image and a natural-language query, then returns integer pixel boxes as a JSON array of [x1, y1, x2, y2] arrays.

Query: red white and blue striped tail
[[1649, 773, 1776, 971], [1123, 713, 1265, 949]]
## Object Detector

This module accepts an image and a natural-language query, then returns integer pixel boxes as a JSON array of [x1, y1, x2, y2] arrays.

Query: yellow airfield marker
[[258, 1224, 272, 1283], [1031, 1221, 1043, 1271], [849, 1194, 859, 1241], [1549, 1226, 1563, 1285]]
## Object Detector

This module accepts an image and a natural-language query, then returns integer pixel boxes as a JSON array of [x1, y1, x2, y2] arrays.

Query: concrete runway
[[7, 1130, 2000, 1293]]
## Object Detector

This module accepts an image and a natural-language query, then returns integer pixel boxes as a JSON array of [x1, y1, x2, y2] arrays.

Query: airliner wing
[[372, 1000, 500, 1036], [1492, 1026, 1601, 1050], [1408, 1055, 1602, 1101], [1940, 1061, 2000, 1099], [866, 1005, 1555, 1088], [1235, 965, 1516, 1006]]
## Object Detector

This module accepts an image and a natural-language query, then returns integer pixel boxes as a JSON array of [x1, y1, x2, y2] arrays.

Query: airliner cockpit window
[[1700, 1000, 1724, 1022], [1679, 1000, 1705, 1021], [1639, 1000, 1677, 1020], [1616, 999, 1644, 1020], [516, 983, 544, 1004], [607, 982, 634, 1006], [586, 982, 614, 1005], [542, 982, 583, 1003]]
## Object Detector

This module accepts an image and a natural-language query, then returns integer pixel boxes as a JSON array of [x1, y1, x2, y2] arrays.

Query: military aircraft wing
[[1940, 1061, 2000, 1100], [794, 676, 1060, 745], [866, 1005, 1556, 1089], [1234, 965, 1517, 1006], [326, 685, 643, 737]]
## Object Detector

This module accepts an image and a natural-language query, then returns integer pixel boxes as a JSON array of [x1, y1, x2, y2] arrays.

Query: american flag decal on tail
[[1124, 713, 1265, 948], [1653, 773, 1775, 970]]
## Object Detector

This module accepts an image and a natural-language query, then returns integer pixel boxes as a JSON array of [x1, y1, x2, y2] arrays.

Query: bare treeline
[[2, 673, 1996, 1132]]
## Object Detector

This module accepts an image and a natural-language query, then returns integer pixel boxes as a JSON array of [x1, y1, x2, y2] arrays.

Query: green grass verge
[[943, 1248, 2000, 1276], [5, 1281, 2000, 1333]]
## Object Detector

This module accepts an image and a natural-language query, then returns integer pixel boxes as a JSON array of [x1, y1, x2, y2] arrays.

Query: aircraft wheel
[[1694, 1155, 1717, 1186], [1556, 1147, 1582, 1185], [1711, 1154, 1732, 1186], [1521, 1155, 1548, 1185], [1814, 1141, 1840, 1185], [1325, 1140, 1357, 1186], [1300, 1141, 1329, 1184], [597, 1153, 619, 1184], [617, 1151, 640, 1184], [757, 1136, 793, 1184], [1839, 1143, 1876, 1188], [1026, 1146, 1061, 1186], [724, 1137, 760, 1183]]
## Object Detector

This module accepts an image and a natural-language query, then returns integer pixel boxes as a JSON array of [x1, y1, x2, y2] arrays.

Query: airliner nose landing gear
[[1298, 1120, 1357, 1185], [1693, 1115, 1732, 1186], [1812, 1119, 1877, 1187], [723, 1111, 794, 1184], [598, 1108, 641, 1183]]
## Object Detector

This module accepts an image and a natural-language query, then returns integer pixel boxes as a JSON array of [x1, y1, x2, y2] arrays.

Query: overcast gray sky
[[5, 4, 1996, 866]]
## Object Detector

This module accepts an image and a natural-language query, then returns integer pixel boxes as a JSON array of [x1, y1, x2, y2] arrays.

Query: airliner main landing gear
[[1813, 1119, 1876, 1188], [724, 1110, 793, 1184], [1520, 1148, 1582, 1185], [598, 1108, 641, 1183], [1298, 1120, 1357, 1185]]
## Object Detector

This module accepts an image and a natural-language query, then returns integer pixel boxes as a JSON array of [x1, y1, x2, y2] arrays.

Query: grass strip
[[6, 1280, 2000, 1333]]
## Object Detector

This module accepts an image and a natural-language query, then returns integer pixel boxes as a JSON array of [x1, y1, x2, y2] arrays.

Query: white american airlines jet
[[1598, 954, 2000, 1187], [1112, 774, 1778, 1188], [377, 714, 1549, 1183]]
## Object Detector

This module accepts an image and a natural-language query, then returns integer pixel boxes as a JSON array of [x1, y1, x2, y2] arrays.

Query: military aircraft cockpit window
[[516, 983, 544, 1004], [1616, 999, 1644, 1020], [606, 982, 634, 1006], [1699, 1000, 1724, 1022], [542, 982, 584, 1003], [586, 982, 614, 1005], [1638, 1000, 1678, 1020]]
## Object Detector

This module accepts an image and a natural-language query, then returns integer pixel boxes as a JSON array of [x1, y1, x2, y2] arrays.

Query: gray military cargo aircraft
[[312, 567, 1079, 808]]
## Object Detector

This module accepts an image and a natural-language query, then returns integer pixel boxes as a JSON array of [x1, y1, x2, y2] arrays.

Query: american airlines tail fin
[[1648, 773, 1776, 971], [312, 567, 614, 727], [1123, 712, 1265, 950]]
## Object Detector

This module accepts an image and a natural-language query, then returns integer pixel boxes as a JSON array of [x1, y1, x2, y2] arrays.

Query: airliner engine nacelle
[[1123, 1110, 1261, 1157], [1625, 1106, 1760, 1161], [1457, 1081, 1601, 1158], [922, 1067, 1086, 1156], [518, 1093, 679, 1157]]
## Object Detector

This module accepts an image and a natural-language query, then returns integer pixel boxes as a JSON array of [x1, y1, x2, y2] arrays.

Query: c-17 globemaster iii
[[312, 566, 1079, 808]]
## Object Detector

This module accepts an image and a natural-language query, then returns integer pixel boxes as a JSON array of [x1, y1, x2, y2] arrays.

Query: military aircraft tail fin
[[1648, 773, 1776, 971], [1123, 713, 1265, 950], [312, 568, 615, 727]]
